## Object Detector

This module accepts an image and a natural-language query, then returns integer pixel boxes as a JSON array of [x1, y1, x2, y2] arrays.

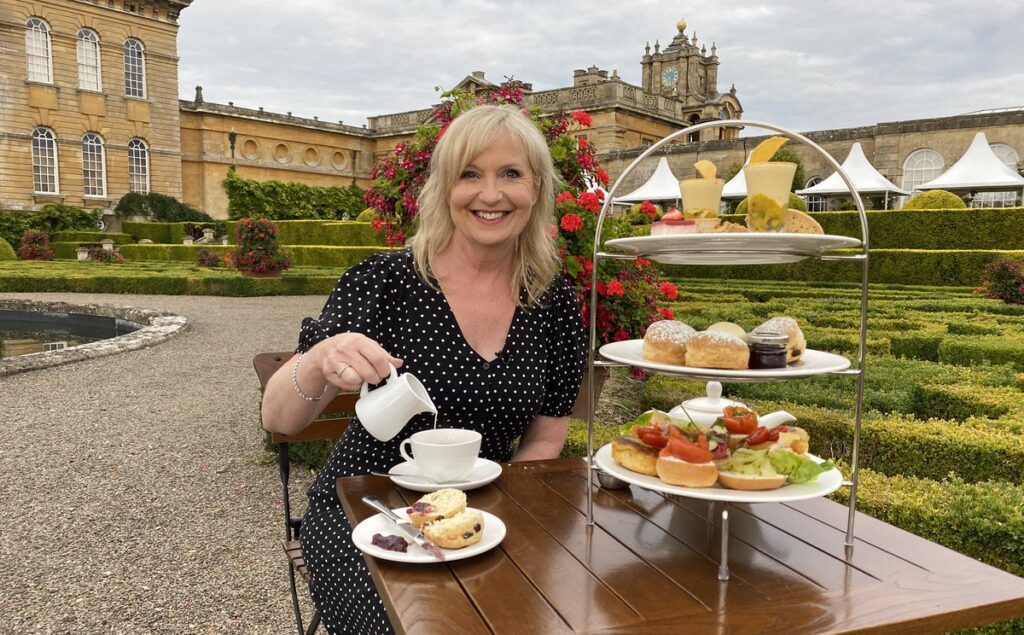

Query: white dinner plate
[[599, 340, 851, 381], [351, 507, 506, 563], [386, 458, 502, 492], [593, 443, 843, 503], [604, 233, 862, 265]]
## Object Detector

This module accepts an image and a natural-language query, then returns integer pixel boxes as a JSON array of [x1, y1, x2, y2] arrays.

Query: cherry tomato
[[696, 432, 709, 451], [745, 426, 781, 447], [637, 428, 668, 448], [666, 436, 714, 463], [721, 406, 758, 434]]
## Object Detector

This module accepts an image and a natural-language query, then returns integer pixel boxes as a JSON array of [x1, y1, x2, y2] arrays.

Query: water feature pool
[[0, 310, 141, 358], [0, 299, 188, 375]]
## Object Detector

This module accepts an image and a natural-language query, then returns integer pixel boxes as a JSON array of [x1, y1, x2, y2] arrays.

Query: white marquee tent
[[916, 132, 1024, 194], [796, 142, 909, 209], [612, 157, 682, 204], [721, 156, 749, 200]]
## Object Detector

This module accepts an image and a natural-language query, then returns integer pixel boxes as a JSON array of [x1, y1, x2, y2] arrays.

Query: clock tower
[[641, 19, 720, 104]]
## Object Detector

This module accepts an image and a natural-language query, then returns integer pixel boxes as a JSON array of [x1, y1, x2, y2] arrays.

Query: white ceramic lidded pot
[[668, 381, 796, 430]]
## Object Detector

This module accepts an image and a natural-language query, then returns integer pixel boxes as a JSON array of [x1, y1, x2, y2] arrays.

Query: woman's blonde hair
[[409, 104, 560, 308]]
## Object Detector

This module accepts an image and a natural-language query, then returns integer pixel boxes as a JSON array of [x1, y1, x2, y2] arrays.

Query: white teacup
[[399, 428, 482, 483], [355, 363, 436, 442]]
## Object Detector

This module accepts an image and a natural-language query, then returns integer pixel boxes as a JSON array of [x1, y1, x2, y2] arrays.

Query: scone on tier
[[685, 331, 750, 370], [406, 488, 466, 529], [422, 509, 485, 549], [755, 316, 805, 362], [642, 320, 696, 366]]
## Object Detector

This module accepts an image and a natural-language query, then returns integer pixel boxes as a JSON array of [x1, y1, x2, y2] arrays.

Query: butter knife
[[362, 495, 445, 561]]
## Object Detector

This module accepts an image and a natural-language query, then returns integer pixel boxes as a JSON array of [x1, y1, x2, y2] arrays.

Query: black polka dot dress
[[296, 249, 585, 635]]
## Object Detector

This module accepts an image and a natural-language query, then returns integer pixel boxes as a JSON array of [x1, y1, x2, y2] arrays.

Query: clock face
[[661, 67, 679, 85]]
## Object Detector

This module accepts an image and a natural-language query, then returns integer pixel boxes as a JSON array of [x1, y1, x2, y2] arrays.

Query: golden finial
[[677, 18, 687, 32]]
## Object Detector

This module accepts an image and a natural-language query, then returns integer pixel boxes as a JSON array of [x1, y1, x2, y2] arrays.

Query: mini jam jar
[[747, 331, 789, 369]]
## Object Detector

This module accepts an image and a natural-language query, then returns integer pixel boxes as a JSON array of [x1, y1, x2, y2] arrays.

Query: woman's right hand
[[309, 333, 403, 392]]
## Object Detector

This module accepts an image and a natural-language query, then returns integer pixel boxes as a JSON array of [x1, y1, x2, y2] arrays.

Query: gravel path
[[0, 292, 330, 634]]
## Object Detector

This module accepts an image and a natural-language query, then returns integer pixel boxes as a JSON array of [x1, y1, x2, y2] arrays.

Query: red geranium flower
[[595, 168, 610, 187], [658, 308, 675, 320], [577, 191, 601, 213], [640, 201, 658, 218], [659, 281, 679, 301], [556, 191, 575, 204], [571, 110, 593, 127], [606, 280, 625, 297], [635, 258, 651, 268], [560, 213, 584, 232]]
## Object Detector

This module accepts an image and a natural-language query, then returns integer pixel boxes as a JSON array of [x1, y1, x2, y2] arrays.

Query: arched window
[[901, 149, 944, 193], [77, 29, 102, 91], [803, 176, 827, 212], [124, 38, 146, 98], [128, 138, 150, 193], [82, 133, 107, 197], [687, 114, 701, 143], [975, 143, 1022, 207], [25, 18, 53, 83], [31, 128, 59, 194]]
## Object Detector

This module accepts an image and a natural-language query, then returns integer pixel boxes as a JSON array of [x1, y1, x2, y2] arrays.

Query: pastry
[[685, 331, 750, 370], [405, 488, 466, 529], [611, 435, 660, 476], [642, 320, 696, 366], [754, 316, 805, 362], [422, 509, 485, 549], [655, 455, 719, 487]]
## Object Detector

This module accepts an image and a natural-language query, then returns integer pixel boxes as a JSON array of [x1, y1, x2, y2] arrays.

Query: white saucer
[[386, 458, 502, 492], [352, 507, 506, 563]]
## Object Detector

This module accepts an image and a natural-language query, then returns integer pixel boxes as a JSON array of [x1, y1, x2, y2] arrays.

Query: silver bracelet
[[292, 352, 329, 402]]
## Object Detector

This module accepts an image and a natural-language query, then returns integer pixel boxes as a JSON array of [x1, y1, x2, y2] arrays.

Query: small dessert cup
[[679, 177, 725, 219], [743, 162, 796, 232]]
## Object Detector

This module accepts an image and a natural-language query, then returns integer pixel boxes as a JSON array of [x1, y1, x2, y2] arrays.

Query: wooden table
[[338, 458, 1024, 634]]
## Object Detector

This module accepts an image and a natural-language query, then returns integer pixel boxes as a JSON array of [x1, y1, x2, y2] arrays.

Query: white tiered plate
[[604, 233, 862, 265], [594, 444, 843, 503], [352, 507, 506, 563], [599, 340, 850, 381]]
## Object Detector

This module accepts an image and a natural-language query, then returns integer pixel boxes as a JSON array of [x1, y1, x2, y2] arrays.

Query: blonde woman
[[261, 104, 585, 634]]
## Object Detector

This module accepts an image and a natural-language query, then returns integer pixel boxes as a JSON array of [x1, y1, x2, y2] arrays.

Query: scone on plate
[[686, 331, 749, 370], [642, 320, 696, 366], [755, 316, 805, 362], [406, 488, 466, 529], [422, 508, 485, 549]]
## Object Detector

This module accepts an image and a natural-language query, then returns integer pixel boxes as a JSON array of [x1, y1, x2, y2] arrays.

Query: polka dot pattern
[[296, 249, 585, 634]]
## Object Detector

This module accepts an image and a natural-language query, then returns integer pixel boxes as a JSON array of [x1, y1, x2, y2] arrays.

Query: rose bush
[[365, 81, 677, 343], [228, 217, 291, 276]]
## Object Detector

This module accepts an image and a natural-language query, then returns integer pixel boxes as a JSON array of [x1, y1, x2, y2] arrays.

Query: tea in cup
[[355, 363, 436, 442], [399, 428, 481, 483]]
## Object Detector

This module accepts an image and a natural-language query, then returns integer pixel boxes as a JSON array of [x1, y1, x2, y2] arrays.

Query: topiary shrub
[[355, 208, 377, 222], [903, 190, 967, 210], [86, 245, 125, 264], [735, 193, 808, 216], [18, 230, 54, 260], [115, 192, 214, 223], [0, 236, 15, 260]]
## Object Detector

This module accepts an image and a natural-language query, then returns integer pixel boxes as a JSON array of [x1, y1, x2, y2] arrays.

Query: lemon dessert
[[743, 137, 796, 233]]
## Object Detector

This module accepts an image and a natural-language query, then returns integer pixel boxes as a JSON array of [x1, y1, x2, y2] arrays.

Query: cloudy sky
[[177, 1, 1024, 135]]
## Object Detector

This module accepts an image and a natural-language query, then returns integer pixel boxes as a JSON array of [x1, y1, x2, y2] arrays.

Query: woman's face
[[448, 130, 538, 253]]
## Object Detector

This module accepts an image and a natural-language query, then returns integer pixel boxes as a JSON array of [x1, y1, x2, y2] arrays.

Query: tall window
[[82, 133, 107, 197], [31, 128, 59, 194], [974, 143, 1022, 207], [77, 29, 102, 91], [901, 148, 944, 194], [25, 18, 53, 83], [803, 176, 827, 212], [128, 138, 150, 193], [124, 38, 146, 98]]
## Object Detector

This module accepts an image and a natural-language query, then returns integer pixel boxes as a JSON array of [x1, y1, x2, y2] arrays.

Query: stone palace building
[[1, 1, 1022, 219]]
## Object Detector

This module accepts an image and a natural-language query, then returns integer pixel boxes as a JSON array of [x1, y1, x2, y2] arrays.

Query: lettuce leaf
[[768, 450, 835, 484]]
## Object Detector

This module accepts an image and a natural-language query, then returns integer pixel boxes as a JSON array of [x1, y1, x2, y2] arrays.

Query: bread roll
[[717, 471, 787, 491], [611, 436, 660, 476], [685, 331, 749, 370], [422, 509, 485, 549], [406, 488, 466, 529], [755, 316, 805, 362], [642, 320, 696, 366], [655, 455, 718, 487]]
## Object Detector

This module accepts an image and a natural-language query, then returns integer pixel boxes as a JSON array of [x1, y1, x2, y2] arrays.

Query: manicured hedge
[[664, 249, 1024, 287], [49, 242, 391, 269], [52, 231, 135, 244], [0, 236, 14, 260], [120, 219, 386, 248], [939, 335, 1024, 371]]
